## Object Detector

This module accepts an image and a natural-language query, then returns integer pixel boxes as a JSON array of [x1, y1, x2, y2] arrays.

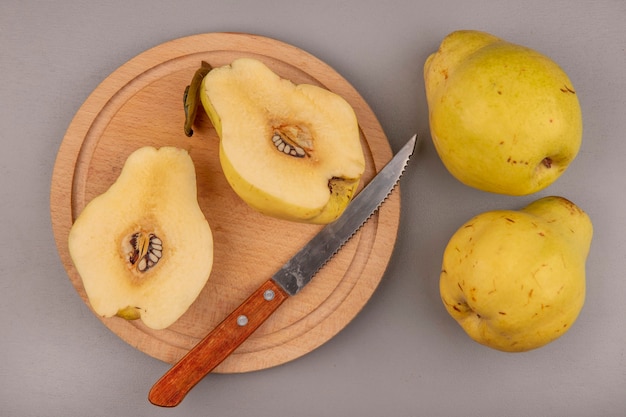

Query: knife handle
[[148, 279, 289, 407]]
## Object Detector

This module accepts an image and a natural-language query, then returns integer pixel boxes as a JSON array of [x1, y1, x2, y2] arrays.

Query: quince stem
[[183, 61, 213, 137]]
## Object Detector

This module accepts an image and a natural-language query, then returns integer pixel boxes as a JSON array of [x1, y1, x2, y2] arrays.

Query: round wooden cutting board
[[50, 33, 400, 373]]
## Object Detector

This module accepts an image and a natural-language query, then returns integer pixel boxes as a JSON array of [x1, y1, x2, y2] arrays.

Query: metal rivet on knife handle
[[263, 289, 275, 301], [236, 315, 248, 326]]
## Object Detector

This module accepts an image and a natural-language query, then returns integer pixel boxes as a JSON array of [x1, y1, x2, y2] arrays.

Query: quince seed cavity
[[128, 232, 163, 273], [272, 132, 307, 158]]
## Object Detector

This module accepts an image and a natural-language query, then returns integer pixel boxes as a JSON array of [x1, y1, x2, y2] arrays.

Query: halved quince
[[194, 58, 365, 224], [68, 147, 213, 330]]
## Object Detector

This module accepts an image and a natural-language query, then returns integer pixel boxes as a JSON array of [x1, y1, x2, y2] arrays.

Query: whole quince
[[424, 30, 582, 195], [439, 196, 592, 352]]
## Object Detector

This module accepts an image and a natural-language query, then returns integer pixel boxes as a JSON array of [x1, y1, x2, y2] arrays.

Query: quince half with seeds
[[184, 58, 365, 224], [68, 146, 213, 330]]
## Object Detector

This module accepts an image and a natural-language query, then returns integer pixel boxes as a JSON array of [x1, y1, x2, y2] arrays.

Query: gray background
[[2, 1, 625, 416]]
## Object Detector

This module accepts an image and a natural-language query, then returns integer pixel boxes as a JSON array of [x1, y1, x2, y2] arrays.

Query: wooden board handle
[[148, 279, 289, 407]]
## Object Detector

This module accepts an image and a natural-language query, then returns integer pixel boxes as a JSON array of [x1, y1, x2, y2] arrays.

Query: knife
[[148, 134, 418, 407]]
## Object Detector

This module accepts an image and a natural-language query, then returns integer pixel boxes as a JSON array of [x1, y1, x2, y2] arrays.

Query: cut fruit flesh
[[68, 147, 214, 330]]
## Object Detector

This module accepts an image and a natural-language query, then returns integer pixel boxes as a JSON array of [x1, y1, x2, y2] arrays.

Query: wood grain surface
[[50, 33, 400, 373]]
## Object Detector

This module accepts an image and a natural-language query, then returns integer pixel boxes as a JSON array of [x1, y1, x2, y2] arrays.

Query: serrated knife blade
[[273, 134, 417, 295], [149, 134, 418, 407]]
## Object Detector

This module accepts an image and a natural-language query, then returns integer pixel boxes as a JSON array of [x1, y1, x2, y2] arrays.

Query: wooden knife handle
[[148, 279, 289, 407]]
